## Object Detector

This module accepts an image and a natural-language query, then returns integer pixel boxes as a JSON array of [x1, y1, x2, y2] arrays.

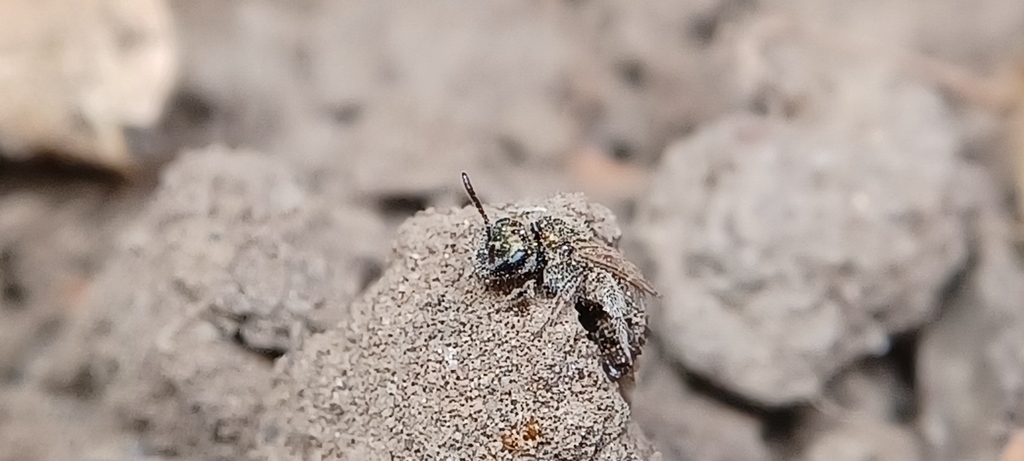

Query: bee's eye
[[506, 248, 526, 266], [482, 218, 538, 276], [486, 233, 535, 274], [492, 246, 527, 272]]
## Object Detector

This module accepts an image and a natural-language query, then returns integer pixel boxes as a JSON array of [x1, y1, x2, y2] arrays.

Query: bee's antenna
[[461, 172, 491, 229]]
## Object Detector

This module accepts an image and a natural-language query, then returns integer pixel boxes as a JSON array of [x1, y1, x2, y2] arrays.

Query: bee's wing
[[576, 242, 660, 298]]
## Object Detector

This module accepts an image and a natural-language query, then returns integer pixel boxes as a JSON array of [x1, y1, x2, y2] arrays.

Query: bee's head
[[461, 172, 542, 279], [481, 217, 541, 277]]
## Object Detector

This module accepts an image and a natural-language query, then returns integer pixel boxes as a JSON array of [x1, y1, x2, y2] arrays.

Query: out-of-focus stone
[[0, 0, 177, 170], [632, 350, 771, 461], [802, 419, 921, 461], [166, 0, 741, 208], [45, 146, 387, 460], [0, 387, 138, 461], [256, 193, 658, 460], [798, 362, 921, 461], [918, 167, 1024, 461], [637, 66, 968, 404], [0, 185, 124, 385]]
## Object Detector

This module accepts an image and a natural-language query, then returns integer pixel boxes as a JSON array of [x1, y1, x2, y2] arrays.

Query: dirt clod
[[257, 193, 657, 460], [638, 105, 969, 405], [44, 146, 387, 459]]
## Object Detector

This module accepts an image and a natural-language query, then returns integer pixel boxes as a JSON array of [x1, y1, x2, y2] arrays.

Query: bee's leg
[[532, 273, 583, 339], [507, 279, 536, 301]]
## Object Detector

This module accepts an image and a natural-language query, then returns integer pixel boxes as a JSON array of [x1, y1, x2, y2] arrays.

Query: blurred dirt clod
[[797, 363, 922, 461], [256, 193, 657, 460], [44, 146, 387, 459], [0, 185, 124, 388], [802, 420, 921, 461], [637, 99, 968, 405], [0, 0, 177, 170], [631, 351, 771, 461], [917, 166, 1024, 461]]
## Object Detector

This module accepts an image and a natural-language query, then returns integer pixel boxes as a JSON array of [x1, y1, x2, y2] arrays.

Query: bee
[[460, 172, 658, 381]]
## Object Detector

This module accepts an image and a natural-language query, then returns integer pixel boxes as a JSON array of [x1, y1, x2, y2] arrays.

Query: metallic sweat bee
[[461, 172, 658, 381]]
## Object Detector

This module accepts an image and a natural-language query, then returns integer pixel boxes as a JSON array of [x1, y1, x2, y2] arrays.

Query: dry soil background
[[2, 0, 1024, 461]]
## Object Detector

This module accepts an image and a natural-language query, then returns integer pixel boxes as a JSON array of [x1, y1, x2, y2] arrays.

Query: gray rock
[[918, 168, 1024, 461], [802, 420, 921, 461], [636, 87, 968, 404], [0, 186, 123, 385], [0, 386, 142, 461], [632, 349, 771, 461], [256, 193, 658, 460], [45, 146, 386, 459], [165, 0, 741, 206], [798, 363, 922, 461]]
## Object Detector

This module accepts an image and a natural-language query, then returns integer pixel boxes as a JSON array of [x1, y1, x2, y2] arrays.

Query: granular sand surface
[[257, 193, 658, 460]]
